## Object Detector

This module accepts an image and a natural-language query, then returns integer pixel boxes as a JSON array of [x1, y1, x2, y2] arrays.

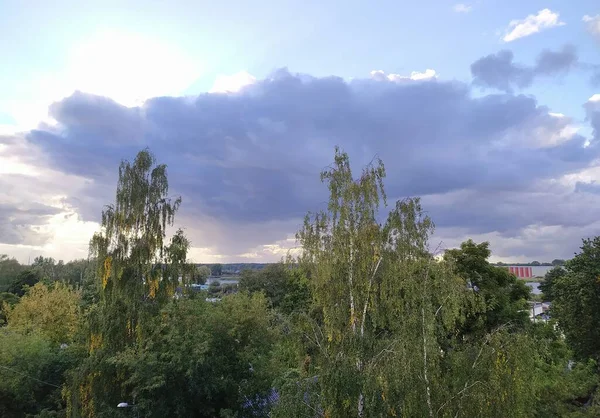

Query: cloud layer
[[0, 61, 594, 262]]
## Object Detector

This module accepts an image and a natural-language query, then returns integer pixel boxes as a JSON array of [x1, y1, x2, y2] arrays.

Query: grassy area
[[521, 277, 545, 283]]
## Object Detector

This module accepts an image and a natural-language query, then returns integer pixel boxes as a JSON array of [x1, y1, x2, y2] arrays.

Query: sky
[[1, 0, 600, 264]]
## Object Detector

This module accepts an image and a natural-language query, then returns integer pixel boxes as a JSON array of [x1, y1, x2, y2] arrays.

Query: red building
[[507, 266, 533, 278]]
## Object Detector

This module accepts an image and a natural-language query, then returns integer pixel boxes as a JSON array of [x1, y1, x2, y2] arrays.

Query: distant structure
[[503, 265, 553, 278], [508, 266, 533, 278]]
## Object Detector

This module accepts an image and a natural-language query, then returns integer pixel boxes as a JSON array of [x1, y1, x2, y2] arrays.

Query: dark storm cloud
[[18, 67, 599, 259], [471, 45, 580, 92]]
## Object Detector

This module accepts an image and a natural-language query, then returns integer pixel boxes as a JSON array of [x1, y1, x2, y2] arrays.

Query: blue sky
[[0, 0, 599, 263]]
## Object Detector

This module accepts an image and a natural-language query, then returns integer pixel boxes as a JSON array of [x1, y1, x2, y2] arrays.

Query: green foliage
[[105, 293, 278, 417], [552, 237, 600, 362], [194, 265, 211, 284], [66, 149, 193, 417], [239, 263, 311, 314], [527, 322, 600, 417], [3, 146, 600, 417], [292, 148, 479, 417], [0, 330, 83, 417], [8, 269, 42, 296], [0, 292, 19, 326], [444, 239, 531, 338], [540, 265, 566, 301], [5, 282, 81, 345], [32, 256, 60, 282], [211, 263, 223, 276], [0, 255, 24, 293]]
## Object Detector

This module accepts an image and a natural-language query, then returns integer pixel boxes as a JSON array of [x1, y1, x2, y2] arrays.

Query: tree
[[0, 292, 19, 326], [239, 263, 311, 314], [8, 269, 42, 296], [290, 148, 475, 417], [551, 237, 600, 362], [110, 293, 278, 417], [552, 259, 566, 266], [211, 263, 223, 276], [0, 330, 81, 417], [58, 259, 94, 288], [0, 255, 23, 292], [539, 266, 565, 301], [65, 149, 193, 417], [443, 240, 531, 338], [531, 260, 541, 266], [4, 282, 81, 345], [32, 256, 59, 281], [194, 265, 211, 284]]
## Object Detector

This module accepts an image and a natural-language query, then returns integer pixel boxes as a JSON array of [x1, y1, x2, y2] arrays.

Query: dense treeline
[[1, 148, 600, 417]]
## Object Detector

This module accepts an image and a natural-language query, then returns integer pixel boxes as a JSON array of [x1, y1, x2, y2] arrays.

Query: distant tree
[[194, 265, 211, 284], [8, 269, 42, 296], [58, 259, 93, 288], [552, 237, 600, 361], [0, 292, 19, 325], [5, 282, 81, 345], [552, 259, 566, 266], [239, 264, 288, 307], [211, 263, 223, 276], [531, 260, 541, 266], [539, 266, 566, 301], [32, 256, 58, 281], [0, 255, 24, 292], [239, 263, 311, 314]]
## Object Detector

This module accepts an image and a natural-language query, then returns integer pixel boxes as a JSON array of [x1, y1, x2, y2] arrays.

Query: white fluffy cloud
[[503, 9, 565, 42], [453, 4, 472, 13], [583, 15, 600, 40], [370, 69, 437, 82]]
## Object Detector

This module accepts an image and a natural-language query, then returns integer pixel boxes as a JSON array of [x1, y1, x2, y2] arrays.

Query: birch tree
[[66, 149, 193, 417], [295, 147, 470, 417]]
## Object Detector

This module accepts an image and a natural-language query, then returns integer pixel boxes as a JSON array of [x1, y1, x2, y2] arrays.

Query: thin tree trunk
[[349, 243, 356, 333], [360, 257, 382, 337], [422, 257, 434, 418], [422, 305, 433, 418]]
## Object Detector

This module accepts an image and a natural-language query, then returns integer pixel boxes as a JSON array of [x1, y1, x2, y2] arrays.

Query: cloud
[[471, 50, 533, 92], [9, 67, 595, 263], [471, 45, 579, 92], [210, 71, 257, 93], [585, 93, 600, 142], [583, 15, 600, 40], [370, 69, 437, 82], [534, 44, 578, 75], [503, 9, 565, 43], [453, 4, 472, 13]]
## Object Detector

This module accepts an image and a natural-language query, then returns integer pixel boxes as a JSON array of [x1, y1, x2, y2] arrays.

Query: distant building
[[503, 265, 553, 278], [507, 266, 533, 278]]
